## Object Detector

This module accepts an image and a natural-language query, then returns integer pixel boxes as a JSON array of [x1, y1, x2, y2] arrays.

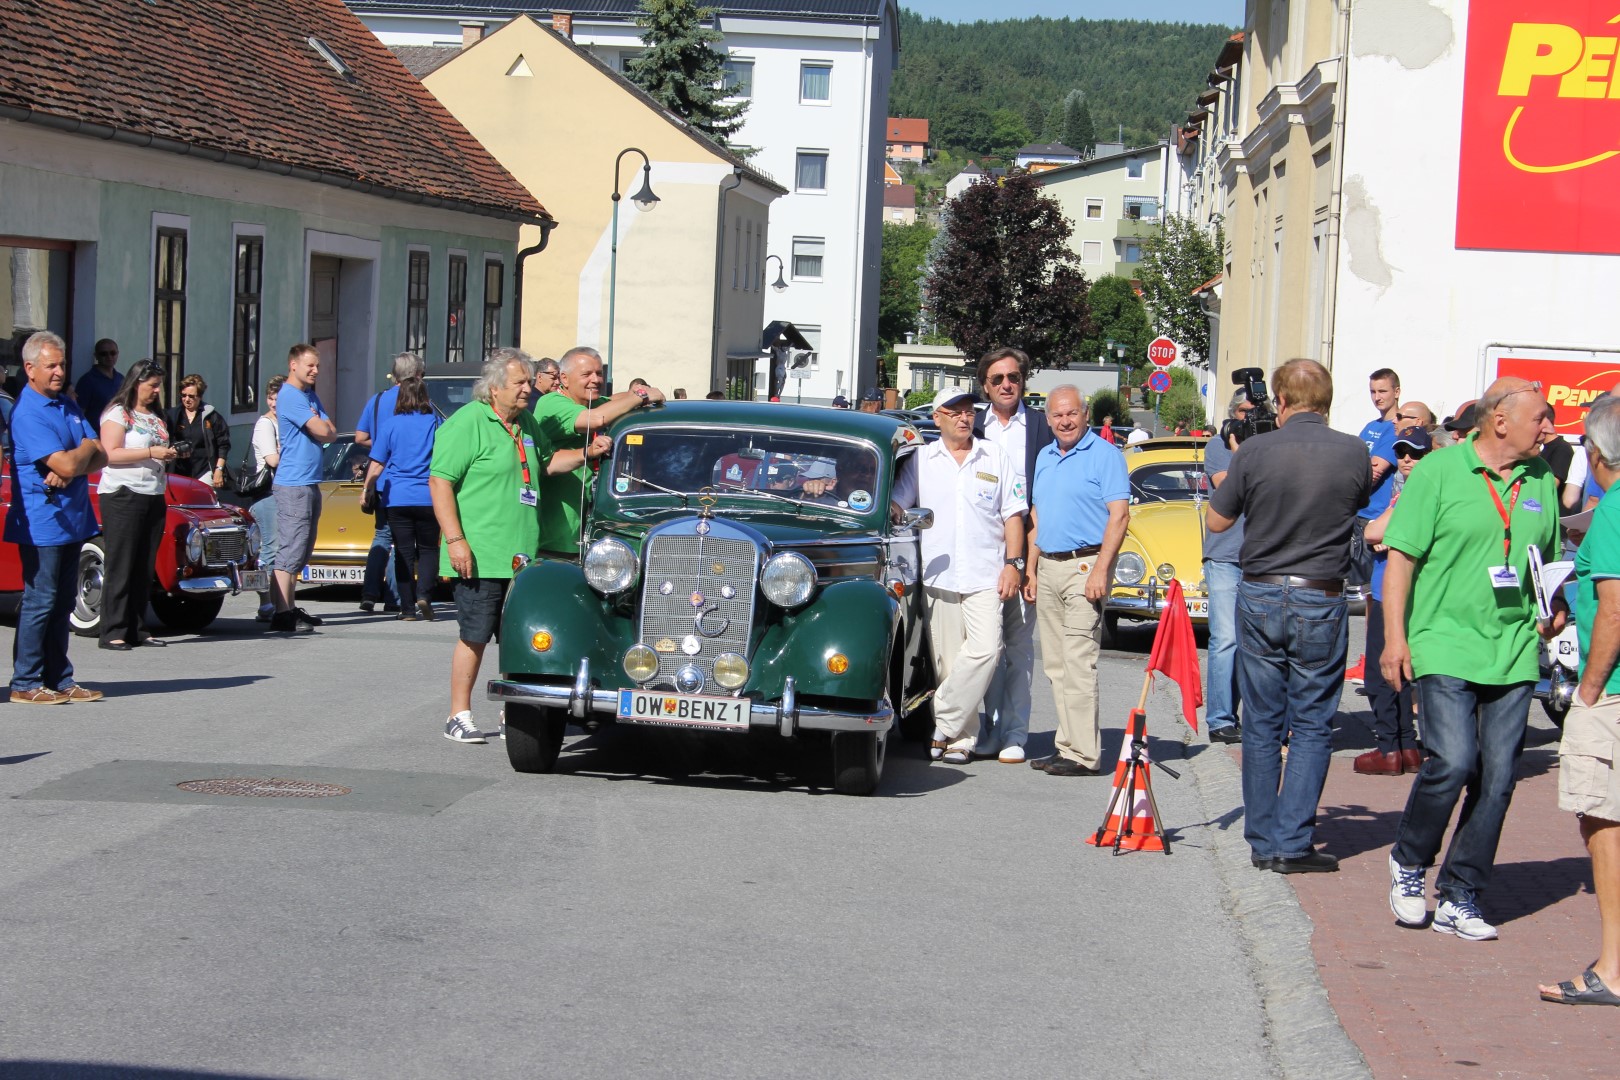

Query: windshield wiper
[[619, 474, 690, 506]]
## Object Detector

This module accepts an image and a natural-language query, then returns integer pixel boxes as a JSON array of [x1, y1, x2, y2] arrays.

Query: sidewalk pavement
[[1258, 699, 1620, 1080]]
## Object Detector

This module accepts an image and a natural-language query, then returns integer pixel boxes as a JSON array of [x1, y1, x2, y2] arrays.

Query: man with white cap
[[892, 388, 1027, 764]]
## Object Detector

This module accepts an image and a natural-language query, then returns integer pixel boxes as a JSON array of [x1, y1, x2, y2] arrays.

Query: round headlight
[[712, 652, 749, 690], [582, 537, 638, 594], [761, 551, 817, 608], [245, 522, 262, 559], [624, 643, 658, 683], [1114, 551, 1146, 586], [185, 528, 205, 565], [1157, 563, 1176, 584]]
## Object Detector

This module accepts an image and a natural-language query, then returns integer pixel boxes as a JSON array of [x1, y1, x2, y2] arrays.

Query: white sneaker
[[1433, 897, 1498, 941], [1388, 854, 1428, 926], [998, 745, 1026, 764], [443, 712, 486, 744]]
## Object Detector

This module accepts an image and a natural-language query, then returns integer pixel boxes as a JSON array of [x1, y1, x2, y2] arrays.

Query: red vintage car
[[0, 466, 266, 635]]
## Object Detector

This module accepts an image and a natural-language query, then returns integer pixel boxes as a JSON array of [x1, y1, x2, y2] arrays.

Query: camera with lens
[[1218, 366, 1278, 445], [170, 440, 193, 458]]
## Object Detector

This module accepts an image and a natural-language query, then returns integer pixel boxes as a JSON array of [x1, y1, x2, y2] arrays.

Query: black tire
[[505, 702, 566, 773], [1101, 611, 1120, 649], [150, 592, 225, 634], [831, 728, 887, 796], [68, 538, 106, 637]]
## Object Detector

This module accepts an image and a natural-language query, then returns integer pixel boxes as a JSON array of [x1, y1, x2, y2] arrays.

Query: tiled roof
[[350, 0, 888, 22], [882, 183, 915, 208], [885, 117, 928, 143], [1017, 142, 1080, 157], [392, 44, 462, 78], [0, 0, 549, 224]]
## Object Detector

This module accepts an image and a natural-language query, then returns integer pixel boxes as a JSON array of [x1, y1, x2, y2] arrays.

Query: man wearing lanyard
[[430, 350, 609, 744], [1381, 377, 1564, 940]]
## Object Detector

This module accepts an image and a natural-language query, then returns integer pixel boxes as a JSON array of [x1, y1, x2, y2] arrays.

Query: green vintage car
[[485, 401, 936, 795]]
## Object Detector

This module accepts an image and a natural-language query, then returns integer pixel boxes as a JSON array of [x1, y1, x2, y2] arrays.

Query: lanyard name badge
[[501, 415, 538, 506], [1484, 474, 1521, 590]]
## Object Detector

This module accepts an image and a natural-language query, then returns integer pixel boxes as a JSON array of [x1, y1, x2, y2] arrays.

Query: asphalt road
[[1, 593, 1282, 1080]]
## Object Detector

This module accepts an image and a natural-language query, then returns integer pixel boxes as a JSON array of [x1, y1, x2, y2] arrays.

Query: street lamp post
[[606, 147, 660, 390], [764, 254, 788, 293]]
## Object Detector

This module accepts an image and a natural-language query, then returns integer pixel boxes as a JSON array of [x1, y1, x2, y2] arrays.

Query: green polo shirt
[[533, 391, 592, 554], [1577, 480, 1620, 696], [429, 401, 554, 580], [1383, 434, 1561, 684]]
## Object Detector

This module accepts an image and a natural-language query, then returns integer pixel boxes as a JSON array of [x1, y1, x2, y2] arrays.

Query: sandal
[[929, 740, 948, 761], [1541, 969, 1620, 1006], [941, 747, 972, 765]]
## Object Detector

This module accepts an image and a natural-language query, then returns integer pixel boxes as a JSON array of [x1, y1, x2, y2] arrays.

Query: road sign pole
[[1155, 392, 1162, 434]]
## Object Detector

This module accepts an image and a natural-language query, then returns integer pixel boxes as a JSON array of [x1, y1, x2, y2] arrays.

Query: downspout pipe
[[709, 167, 744, 394], [512, 219, 556, 348], [1319, 0, 1353, 373]]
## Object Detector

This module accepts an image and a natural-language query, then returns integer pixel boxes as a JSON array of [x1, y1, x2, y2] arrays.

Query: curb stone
[[1184, 732, 1373, 1080]]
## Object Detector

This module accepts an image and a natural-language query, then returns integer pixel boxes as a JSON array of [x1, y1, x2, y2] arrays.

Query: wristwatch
[[1004, 557, 1026, 572]]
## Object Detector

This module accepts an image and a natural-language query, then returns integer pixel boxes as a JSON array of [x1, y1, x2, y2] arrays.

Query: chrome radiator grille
[[203, 528, 247, 567], [638, 534, 758, 691]]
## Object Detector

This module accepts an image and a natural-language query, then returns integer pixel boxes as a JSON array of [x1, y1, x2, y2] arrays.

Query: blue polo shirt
[[369, 409, 440, 507], [274, 382, 330, 487], [4, 386, 100, 546], [358, 386, 399, 498], [1031, 429, 1131, 550], [1359, 417, 1398, 520], [74, 366, 123, 424]]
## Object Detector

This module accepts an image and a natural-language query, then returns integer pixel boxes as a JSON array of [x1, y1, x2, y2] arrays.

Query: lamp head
[[631, 167, 660, 213], [771, 267, 787, 292]]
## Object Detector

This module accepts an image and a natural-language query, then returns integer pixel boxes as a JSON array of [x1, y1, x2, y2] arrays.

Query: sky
[[902, 0, 1243, 26]]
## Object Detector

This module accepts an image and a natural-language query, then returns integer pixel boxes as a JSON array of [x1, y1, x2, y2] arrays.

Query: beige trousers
[[923, 585, 1005, 745], [1035, 555, 1103, 768]]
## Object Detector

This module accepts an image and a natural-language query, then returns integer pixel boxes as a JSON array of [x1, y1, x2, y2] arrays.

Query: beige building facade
[[1034, 143, 1192, 282], [419, 17, 783, 395]]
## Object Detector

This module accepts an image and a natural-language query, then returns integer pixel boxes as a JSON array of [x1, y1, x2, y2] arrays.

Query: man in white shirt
[[893, 389, 1027, 764], [972, 346, 1054, 763]]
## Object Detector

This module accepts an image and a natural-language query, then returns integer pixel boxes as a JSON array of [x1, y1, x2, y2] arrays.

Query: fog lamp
[[1156, 563, 1176, 584], [623, 643, 658, 682], [531, 631, 553, 653], [712, 652, 749, 689]]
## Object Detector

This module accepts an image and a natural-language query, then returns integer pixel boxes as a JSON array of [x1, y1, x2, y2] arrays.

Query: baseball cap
[[1443, 401, 1478, 433], [931, 388, 977, 411], [831, 395, 850, 408], [1393, 428, 1432, 454], [861, 388, 882, 402]]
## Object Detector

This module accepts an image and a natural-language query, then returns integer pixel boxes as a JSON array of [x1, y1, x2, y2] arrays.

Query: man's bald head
[[1478, 377, 1550, 422]]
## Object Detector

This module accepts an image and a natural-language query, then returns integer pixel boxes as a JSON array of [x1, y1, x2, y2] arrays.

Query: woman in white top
[[97, 359, 180, 650], [248, 374, 285, 621]]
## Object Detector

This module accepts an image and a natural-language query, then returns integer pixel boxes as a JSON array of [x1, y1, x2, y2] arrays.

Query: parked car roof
[[618, 399, 921, 447]]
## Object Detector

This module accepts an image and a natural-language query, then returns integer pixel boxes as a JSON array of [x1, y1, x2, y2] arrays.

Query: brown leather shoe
[[56, 685, 104, 703], [9, 687, 65, 704], [1399, 748, 1424, 773], [1353, 749, 1403, 775]]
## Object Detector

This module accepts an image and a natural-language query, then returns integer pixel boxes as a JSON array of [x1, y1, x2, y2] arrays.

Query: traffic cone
[[1085, 709, 1167, 852]]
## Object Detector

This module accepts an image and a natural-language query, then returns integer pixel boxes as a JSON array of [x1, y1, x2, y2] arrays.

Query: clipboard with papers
[[1528, 542, 1575, 623]]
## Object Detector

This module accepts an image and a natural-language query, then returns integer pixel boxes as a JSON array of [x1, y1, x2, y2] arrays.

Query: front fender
[[750, 579, 899, 701], [497, 561, 634, 679]]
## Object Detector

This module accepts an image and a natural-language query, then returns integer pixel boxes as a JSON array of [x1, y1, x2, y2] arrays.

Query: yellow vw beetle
[[1103, 439, 1212, 644]]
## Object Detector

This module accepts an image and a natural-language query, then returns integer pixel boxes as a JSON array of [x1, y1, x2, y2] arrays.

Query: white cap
[[931, 388, 977, 412]]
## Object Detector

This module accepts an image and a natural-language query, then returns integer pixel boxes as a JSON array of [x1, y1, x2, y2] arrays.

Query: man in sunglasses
[[75, 338, 123, 424], [971, 346, 1054, 764]]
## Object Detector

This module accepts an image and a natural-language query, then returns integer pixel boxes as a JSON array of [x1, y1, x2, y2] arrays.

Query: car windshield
[[423, 376, 540, 419], [319, 436, 370, 484], [1130, 461, 1210, 501], [610, 428, 884, 514]]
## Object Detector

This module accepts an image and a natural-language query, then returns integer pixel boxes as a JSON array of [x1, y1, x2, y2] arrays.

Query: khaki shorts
[[1558, 693, 1620, 821]]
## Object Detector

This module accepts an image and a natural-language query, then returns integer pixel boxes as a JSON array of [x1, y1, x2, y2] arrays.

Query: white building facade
[[348, 0, 899, 403]]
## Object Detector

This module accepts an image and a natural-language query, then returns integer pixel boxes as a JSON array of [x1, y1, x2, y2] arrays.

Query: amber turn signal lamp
[[531, 631, 553, 652], [827, 653, 849, 675]]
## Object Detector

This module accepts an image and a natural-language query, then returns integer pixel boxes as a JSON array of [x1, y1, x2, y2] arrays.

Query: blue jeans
[[1391, 675, 1533, 902], [12, 541, 82, 692], [1236, 580, 1349, 860], [1203, 559, 1242, 731], [362, 512, 398, 605]]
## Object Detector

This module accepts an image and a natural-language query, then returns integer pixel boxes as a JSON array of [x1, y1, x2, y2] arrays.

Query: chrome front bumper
[[1106, 583, 1209, 623], [487, 660, 893, 737], [178, 564, 268, 595]]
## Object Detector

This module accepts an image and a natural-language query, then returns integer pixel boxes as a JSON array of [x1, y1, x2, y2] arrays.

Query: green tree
[[1066, 95, 1097, 157], [989, 108, 1034, 158], [1088, 388, 1133, 428], [1076, 275, 1152, 370], [628, 0, 747, 149], [1042, 97, 1067, 141], [878, 219, 938, 350], [1137, 214, 1224, 366], [934, 100, 993, 154], [925, 173, 1091, 370]]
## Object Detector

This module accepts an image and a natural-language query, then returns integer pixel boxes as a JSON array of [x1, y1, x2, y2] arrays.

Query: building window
[[796, 151, 828, 192], [800, 62, 831, 102], [722, 58, 753, 98], [1124, 196, 1160, 220], [792, 237, 824, 281], [446, 253, 467, 364], [406, 249, 430, 357], [153, 226, 187, 399], [231, 234, 263, 413], [1085, 199, 1104, 220], [620, 51, 643, 73], [1081, 240, 1102, 263], [1126, 158, 1145, 179], [798, 324, 822, 353], [0, 240, 73, 377], [482, 259, 503, 358], [1122, 241, 1143, 263]]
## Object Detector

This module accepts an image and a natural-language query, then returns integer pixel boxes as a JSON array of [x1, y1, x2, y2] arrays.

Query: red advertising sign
[[1457, 1, 1620, 254], [1494, 351, 1620, 435], [1147, 337, 1179, 367]]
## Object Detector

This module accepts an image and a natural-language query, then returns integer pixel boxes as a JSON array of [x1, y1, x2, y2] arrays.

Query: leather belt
[[1243, 574, 1344, 595], [1041, 545, 1102, 562]]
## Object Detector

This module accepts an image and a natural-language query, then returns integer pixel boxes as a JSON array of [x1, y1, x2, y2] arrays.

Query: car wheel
[[505, 702, 566, 773], [831, 726, 887, 796], [1101, 611, 1120, 649], [150, 592, 226, 634], [68, 538, 106, 637], [894, 647, 935, 742]]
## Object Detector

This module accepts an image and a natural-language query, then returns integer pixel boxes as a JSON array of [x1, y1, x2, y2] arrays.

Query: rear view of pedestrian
[[366, 370, 441, 621]]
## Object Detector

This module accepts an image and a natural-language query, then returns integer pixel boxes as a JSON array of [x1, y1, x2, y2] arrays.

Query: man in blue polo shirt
[[5, 332, 106, 704], [270, 344, 337, 633], [352, 352, 419, 613], [1024, 385, 1131, 776]]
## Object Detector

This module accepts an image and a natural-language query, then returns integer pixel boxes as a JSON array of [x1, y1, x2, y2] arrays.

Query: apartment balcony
[[1115, 215, 1161, 240]]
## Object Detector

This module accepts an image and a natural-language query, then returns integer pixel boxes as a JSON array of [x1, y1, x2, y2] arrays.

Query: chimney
[[552, 12, 574, 38], [460, 21, 485, 48]]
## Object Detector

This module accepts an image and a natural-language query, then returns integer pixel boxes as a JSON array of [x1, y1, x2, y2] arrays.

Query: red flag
[[1147, 579, 1203, 731]]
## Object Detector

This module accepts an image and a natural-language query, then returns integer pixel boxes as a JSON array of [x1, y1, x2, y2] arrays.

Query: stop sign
[[1147, 337, 1179, 368]]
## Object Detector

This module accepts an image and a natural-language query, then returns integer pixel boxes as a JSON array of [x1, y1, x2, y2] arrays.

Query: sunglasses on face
[[1396, 448, 1427, 459], [96, 350, 118, 359], [988, 372, 1022, 387]]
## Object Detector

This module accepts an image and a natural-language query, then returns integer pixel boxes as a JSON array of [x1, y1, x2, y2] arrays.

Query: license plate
[[300, 565, 365, 583], [617, 689, 750, 732], [1185, 597, 1209, 618], [238, 570, 269, 592]]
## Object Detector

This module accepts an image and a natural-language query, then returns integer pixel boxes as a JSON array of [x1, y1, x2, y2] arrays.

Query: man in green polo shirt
[[1381, 376, 1564, 941], [533, 346, 664, 558], [430, 349, 609, 744]]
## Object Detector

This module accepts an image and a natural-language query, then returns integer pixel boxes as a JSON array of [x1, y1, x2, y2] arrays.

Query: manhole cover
[[177, 777, 352, 798]]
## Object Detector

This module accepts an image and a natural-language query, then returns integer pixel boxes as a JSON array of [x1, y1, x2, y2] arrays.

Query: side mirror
[[902, 507, 934, 531]]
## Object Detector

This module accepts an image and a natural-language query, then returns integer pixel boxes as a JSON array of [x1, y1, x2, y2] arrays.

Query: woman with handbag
[[364, 373, 441, 621], [97, 359, 181, 649], [246, 375, 284, 621], [164, 374, 232, 487]]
